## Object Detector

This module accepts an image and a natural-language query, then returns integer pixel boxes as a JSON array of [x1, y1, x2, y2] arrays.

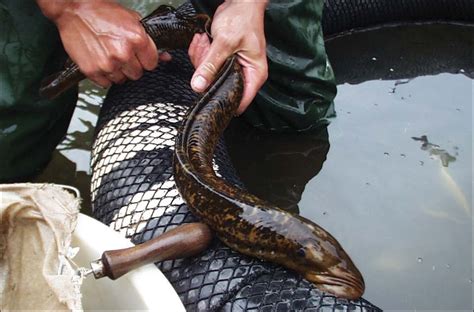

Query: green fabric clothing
[[193, 0, 337, 132], [0, 0, 77, 182], [0, 0, 335, 180]]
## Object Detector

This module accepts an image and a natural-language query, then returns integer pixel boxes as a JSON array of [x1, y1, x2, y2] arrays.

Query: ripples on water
[[34, 5, 472, 310]]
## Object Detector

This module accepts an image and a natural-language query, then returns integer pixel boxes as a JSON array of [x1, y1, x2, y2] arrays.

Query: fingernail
[[162, 52, 172, 60], [192, 75, 207, 91]]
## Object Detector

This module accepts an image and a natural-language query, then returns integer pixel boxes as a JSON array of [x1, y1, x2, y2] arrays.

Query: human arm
[[35, 0, 171, 88], [188, 0, 268, 114]]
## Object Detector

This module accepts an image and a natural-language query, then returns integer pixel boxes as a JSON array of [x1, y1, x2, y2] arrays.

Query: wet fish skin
[[173, 58, 365, 300], [45, 3, 366, 300]]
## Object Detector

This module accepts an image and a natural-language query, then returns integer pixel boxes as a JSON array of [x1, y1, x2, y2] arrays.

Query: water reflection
[[226, 24, 472, 310], [310, 24, 472, 310], [60, 86, 100, 153], [224, 120, 329, 214], [411, 135, 457, 167], [34, 81, 104, 215]]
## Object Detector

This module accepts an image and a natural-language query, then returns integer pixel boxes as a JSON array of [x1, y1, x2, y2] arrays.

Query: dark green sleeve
[[192, 0, 337, 132], [243, 0, 336, 132], [0, 0, 77, 182]]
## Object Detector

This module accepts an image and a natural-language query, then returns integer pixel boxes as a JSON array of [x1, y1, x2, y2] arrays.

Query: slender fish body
[[174, 58, 365, 300], [42, 4, 365, 299]]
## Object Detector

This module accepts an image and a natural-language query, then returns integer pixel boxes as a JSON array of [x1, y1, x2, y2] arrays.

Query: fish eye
[[296, 248, 306, 257]]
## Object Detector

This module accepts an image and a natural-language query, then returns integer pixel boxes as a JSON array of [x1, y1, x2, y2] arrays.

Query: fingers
[[189, 32, 268, 114], [120, 55, 143, 81], [83, 34, 169, 87], [188, 33, 211, 69], [106, 70, 126, 84], [191, 34, 233, 93], [135, 35, 159, 71], [237, 65, 268, 115], [89, 74, 112, 89], [159, 51, 172, 62]]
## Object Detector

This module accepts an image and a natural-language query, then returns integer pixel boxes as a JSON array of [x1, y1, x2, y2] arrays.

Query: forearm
[[35, 0, 77, 22], [35, 0, 117, 25], [34, 0, 161, 87]]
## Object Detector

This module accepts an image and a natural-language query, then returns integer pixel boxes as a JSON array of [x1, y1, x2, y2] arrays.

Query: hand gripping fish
[[41, 4, 365, 300]]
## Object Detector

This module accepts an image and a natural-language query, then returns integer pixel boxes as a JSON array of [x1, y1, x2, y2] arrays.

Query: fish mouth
[[307, 272, 365, 300]]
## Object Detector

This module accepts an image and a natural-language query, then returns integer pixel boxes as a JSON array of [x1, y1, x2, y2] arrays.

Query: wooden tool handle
[[100, 223, 212, 280]]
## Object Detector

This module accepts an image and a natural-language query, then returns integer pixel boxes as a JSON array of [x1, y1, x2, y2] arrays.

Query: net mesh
[[90, 48, 380, 311], [90, 0, 474, 310], [322, 0, 474, 36]]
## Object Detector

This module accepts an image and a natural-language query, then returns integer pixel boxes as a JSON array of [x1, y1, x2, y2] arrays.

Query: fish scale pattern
[[322, 0, 474, 36], [90, 47, 381, 311]]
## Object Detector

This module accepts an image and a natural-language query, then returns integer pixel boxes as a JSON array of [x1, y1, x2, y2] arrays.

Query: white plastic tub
[[72, 213, 185, 311]]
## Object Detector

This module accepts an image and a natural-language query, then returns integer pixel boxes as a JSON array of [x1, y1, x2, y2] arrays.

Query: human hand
[[188, 0, 268, 115], [36, 0, 171, 88]]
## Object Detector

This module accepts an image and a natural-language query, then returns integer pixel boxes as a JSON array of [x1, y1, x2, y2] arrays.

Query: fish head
[[294, 228, 365, 300]]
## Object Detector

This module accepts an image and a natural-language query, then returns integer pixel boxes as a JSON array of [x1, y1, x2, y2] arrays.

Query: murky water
[[34, 4, 472, 310], [227, 24, 473, 310], [305, 76, 472, 310], [310, 24, 472, 311], [330, 26, 472, 311]]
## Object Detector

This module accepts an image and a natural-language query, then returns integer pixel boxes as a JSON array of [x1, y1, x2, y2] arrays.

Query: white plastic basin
[[72, 213, 185, 311]]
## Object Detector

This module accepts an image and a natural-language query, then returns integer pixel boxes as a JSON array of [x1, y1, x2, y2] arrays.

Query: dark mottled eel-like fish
[[41, 4, 365, 299], [174, 57, 365, 299]]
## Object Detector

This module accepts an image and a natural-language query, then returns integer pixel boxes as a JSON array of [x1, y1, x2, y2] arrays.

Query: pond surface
[[227, 24, 473, 310], [316, 24, 472, 310], [34, 3, 473, 310], [309, 24, 473, 311]]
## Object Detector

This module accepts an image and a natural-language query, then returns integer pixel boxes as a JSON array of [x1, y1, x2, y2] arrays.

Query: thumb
[[191, 38, 233, 93]]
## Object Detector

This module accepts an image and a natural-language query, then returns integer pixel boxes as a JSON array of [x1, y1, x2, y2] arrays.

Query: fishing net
[[0, 184, 83, 311], [322, 0, 474, 36], [90, 47, 380, 312], [90, 1, 473, 311]]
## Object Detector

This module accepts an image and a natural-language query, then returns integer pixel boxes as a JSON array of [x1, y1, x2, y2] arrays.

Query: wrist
[[35, 0, 71, 22], [35, 0, 105, 24]]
